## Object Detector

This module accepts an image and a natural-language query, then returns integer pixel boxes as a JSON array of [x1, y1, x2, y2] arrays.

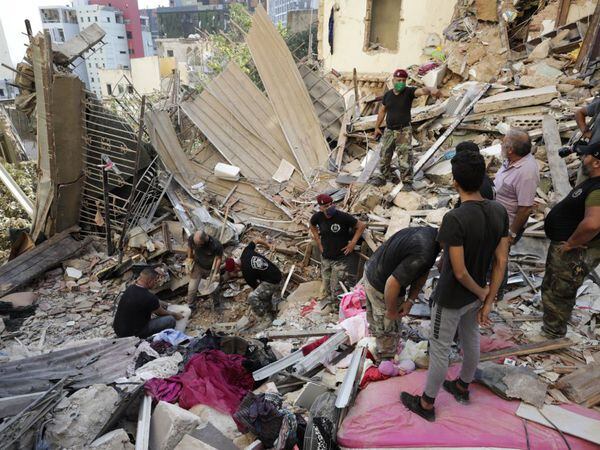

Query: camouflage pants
[[375, 127, 413, 182], [321, 256, 352, 305], [541, 242, 600, 338], [248, 281, 281, 318], [362, 275, 400, 358]]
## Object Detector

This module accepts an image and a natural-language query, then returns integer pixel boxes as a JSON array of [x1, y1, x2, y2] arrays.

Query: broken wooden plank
[[413, 84, 491, 175], [473, 86, 558, 114], [555, 362, 600, 404], [0, 227, 91, 298], [542, 115, 572, 198], [479, 337, 572, 362], [246, 6, 329, 175], [335, 102, 354, 170], [516, 403, 600, 445], [556, 0, 572, 28]]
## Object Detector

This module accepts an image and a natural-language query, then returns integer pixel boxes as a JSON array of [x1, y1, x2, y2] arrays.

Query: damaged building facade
[[0, 0, 600, 449]]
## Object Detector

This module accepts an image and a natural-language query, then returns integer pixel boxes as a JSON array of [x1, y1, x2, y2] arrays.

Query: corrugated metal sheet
[[246, 6, 330, 176], [0, 337, 138, 397], [205, 64, 305, 186], [146, 110, 301, 232]]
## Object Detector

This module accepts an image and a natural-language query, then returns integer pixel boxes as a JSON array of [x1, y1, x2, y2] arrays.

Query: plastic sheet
[[337, 365, 600, 449]]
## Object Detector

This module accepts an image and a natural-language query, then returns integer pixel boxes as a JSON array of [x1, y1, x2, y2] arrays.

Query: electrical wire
[[536, 407, 572, 450]]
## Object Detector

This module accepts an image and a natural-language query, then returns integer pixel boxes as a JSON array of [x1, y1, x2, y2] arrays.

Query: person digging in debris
[[310, 194, 366, 311], [494, 129, 539, 300], [541, 142, 600, 339], [361, 226, 440, 359], [186, 230, 223, 305], [113, 268, 183, 338], [369, 68, 442, 187], [401, 150, 509, 422], [224, 239, 283, 325]]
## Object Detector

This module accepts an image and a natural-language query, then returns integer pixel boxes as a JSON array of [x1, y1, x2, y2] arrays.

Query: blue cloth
[[152, 328, 190, 345]]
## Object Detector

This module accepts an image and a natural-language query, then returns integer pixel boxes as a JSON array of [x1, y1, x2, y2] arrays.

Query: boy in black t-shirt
[[401, 150, 509, 422], [310, 194, 366, 310]]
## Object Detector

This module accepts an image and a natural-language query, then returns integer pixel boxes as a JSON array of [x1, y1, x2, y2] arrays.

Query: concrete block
[[90, 429, 134, 449], [150, 401, 201, 450], [392, 191, 425, 210], [189, 404, 239, 440], [46, 384, 120, 449], [174, 435, 218, 450], [294, 382, 329, 410]]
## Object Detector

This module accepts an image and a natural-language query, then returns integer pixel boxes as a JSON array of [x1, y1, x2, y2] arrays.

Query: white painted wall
[[318, 0, 457, 76], [76, 4, 129, 97], [130, 56, 161, 94], [98, 67, 131, 97]]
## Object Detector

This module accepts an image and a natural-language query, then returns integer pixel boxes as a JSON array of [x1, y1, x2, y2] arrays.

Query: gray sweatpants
[[424, 301, 480, 399]]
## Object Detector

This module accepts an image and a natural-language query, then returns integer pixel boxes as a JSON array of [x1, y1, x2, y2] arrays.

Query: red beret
[[224, 258, 236, 272], [393, 69, 408, 78], [316, 193, 333, 205]]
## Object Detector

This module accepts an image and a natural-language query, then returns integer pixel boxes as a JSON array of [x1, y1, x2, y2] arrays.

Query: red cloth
[[359, 366, 390, 389], [301, 335, 330, 356], [144, 350, 254, 414], [300, 298, 318, 317]]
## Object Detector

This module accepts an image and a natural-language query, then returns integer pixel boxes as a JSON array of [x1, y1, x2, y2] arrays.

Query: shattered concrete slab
[[150, 401, 201, 450], [90, 428, 135, 450]]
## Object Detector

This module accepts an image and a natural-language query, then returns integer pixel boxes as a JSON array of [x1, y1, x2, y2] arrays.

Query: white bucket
[[214, 163, 241, 180]]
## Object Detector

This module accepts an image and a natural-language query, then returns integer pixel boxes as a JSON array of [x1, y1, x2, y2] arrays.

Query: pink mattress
[[337, 365, 599, 449]]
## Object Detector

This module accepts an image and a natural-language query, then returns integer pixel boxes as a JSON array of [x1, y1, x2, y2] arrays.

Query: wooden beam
[[479, 338, 573, 362], [556, 0, 572, 28], [542, 115, 572, 198], [575, 0, 600, 73], [555, 362, 600, 404]]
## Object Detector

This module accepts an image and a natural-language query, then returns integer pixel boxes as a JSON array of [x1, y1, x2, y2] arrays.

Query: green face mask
[[394, 82, 406, 91]]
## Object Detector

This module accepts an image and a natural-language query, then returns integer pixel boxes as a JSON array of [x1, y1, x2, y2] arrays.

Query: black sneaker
[[400, 392, 435, 422], [443, 379, 470, 404]]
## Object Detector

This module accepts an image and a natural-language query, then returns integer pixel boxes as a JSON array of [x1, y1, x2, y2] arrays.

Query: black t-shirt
[[113, 285, 160, 337], [241, 242, 283, 289], [383, 87, 417, 130], [434, 200, 509, 309], [545, 177, 600, 243], [455, 174, 495, 208], [310, 210, 358, 260], [365, 226, 439, 293], [188, 235, 224, 270]]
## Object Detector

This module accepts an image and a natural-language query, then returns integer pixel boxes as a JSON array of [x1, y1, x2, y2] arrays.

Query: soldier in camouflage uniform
[[224, 239, 283, 322], [541, 143, 600, 338], [370, 68, 442, 186], [310, 194, 366, 309]]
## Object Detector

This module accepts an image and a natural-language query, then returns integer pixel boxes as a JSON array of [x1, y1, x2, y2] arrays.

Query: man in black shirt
[[113, 268, 182, 338], [186, 230, 223, 304], [225, 239, 283, 320], [370, 68, 442, 186], [541, 143, 600, 338], [310, 193, 366, 309], [401, 150, 509, 422], [362, 226, 440, 358]]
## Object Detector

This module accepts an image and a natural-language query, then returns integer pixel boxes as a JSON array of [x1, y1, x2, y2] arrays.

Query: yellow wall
[[159, 57, 177, 78], [318, 0, 457, 76]]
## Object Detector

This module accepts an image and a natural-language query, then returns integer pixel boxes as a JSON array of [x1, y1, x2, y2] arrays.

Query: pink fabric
[[339, 285, 366, 320], [144, 350, 254, 414], [338, 365, 600, 449], [479, 334, 516, 353], [300, 298, 318, 317], [339, 313, 369, 344]]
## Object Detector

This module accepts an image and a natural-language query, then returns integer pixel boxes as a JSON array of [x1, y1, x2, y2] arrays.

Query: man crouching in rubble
[[541, 142, 600, 339], [186, 230, 223, 305], [310, 194, 366, 312], [370, 68, 442, 186], [401, 150, 509, 422], [224, 239, 283, 327], [361, 226, 440, 360], [113, 268, 183, 338]]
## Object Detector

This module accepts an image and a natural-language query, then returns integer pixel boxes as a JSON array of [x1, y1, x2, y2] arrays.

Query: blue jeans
[[137, 316, 176, 338]]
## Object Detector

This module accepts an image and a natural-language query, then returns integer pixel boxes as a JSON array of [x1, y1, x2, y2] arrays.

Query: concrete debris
[[150, 401, 202, 450], [46, 384, 120, 449], [90, 428, 135, 450]]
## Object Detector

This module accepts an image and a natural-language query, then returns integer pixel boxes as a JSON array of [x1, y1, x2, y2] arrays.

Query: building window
[[91, 77, 95, 82], [0, 89, 4, 97], [120, 51, 126, 54], [87, 17, 90, 22], [126, 31, 133, 39], [129, 48, 134, 55], [118, 85, 124, 94], [56, 28, 65, 42], [95, 16, 98, 22], [364, 0, 400, 52], [167, 50, 174, 57], [107, 84, 112, 95], [127, 85, 134, 94], [118, 35, 125, 39], [107, 17, 111, 22]]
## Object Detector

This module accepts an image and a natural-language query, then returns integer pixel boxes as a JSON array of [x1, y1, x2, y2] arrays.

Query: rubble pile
[[0, 1, 599, 450]]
